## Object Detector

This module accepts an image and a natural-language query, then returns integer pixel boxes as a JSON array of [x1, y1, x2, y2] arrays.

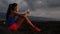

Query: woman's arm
[[13, 11, 30, 17], [13, 11, 25, 16]]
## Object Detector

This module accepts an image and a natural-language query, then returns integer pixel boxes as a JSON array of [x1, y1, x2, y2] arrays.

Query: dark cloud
[[25, 0, 60, 9], [0, 0, 60, 18], [0, 0, 60, 12], [47, 0, 60, 7]]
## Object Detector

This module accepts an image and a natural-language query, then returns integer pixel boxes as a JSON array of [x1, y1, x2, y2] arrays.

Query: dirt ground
[[0, 21, 60, 34]]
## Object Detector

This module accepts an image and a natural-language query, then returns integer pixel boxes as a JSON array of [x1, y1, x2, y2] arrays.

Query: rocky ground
[[0, 21, 60, 34]]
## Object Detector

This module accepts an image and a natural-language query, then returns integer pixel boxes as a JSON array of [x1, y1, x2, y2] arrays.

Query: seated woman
[[6, 3, 40, 32]]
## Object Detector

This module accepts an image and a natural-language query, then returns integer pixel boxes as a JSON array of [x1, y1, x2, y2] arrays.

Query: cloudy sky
[[0, 0, 60, 19]]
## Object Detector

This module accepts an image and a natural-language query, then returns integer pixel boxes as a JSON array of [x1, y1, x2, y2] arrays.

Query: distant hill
[[0, 12, 59, 22], [0, 12, 6, 21]]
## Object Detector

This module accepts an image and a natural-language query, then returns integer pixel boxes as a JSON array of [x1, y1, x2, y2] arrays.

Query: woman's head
[[11, 3, 18, 12], [6, 3, 18, 19]]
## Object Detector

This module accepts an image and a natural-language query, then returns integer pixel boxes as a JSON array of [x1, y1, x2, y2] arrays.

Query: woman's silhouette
[[6, 3, 40, 32]]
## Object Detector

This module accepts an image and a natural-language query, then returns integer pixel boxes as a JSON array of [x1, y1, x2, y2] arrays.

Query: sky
[[0, 0, 60, 19]]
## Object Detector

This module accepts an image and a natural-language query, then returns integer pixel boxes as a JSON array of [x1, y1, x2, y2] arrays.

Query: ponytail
[[6, 4, 12, 19], [6, 3, 17, 19]]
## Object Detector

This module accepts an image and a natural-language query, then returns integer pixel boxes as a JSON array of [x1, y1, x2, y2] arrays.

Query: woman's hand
[[27, 9, 30, 14], [24, 11, 30, 17], [19, 9, 30, 17], [26, 11, 30, 14]]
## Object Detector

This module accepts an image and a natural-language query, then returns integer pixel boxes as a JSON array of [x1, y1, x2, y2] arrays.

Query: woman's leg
[[24, 16, 40, 32], [16, 16, 25, 29], [15, 14, 40, 32], [24, 16, 35, 28], [15, 15, 35, 29], [16, 13, 29, 29]]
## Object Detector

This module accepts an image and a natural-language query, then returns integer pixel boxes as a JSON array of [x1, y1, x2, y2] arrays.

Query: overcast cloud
[[0, 0, 60, 19]]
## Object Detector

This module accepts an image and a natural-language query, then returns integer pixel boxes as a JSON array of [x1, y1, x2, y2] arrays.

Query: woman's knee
[[17, 15, 28, 20]]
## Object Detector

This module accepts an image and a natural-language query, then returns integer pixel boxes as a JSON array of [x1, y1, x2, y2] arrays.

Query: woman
[[6, 3, 40, 32]]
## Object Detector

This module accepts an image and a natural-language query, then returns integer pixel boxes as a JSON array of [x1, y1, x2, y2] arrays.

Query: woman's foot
[[30, 26, 41, 32]]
